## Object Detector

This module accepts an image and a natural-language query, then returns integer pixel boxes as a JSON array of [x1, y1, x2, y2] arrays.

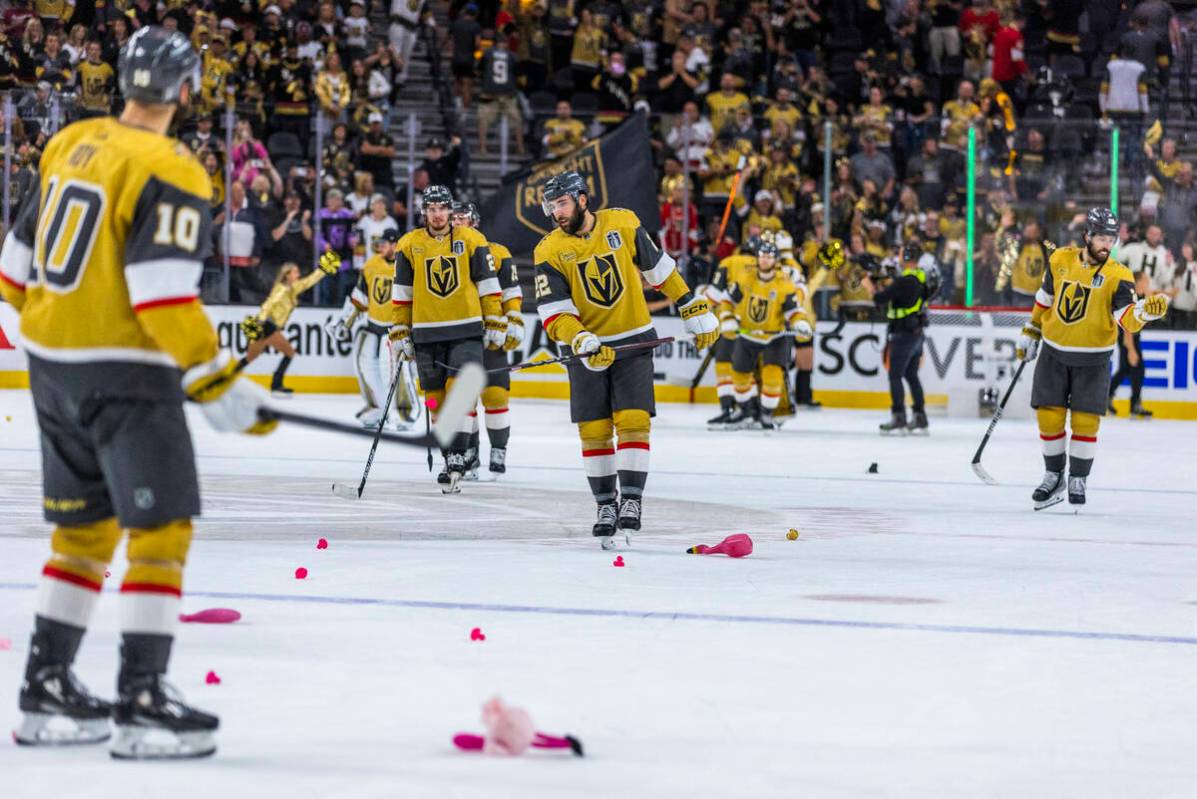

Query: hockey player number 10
[[36, 177, 105, 293], [152, 202, 201, 252]]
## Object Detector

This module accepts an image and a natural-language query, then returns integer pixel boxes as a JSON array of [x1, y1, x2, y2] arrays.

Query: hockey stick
[[424, 394, 434, 473], [715, 156, 748, 247], [331, 363, 405, 500], [463, 336, 680, 374], [970, 359, 1028, 485], [688, 347, 716, 403]]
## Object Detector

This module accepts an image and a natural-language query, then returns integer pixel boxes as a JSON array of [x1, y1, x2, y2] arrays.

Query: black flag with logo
[[479, 112, 658, 257]]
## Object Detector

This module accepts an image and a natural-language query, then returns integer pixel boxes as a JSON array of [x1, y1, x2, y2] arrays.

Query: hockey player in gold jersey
[[328, 228, 408, 428], [0, 27, 273, 759], [451, 201, 522, 478], [704, 237, 761, 426], [390, 185, 504, 492], [238, 250, 340, 397], [534, 171, 719, 547], [1017, 208, 1170, 509], [719, 241, 813, 430]]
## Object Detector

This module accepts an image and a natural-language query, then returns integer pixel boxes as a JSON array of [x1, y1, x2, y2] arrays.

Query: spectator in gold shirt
[[542, 99, 587, 158]]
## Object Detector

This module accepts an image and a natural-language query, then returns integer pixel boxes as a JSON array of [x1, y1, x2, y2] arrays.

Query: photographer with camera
[[862, 242, 940, 435]]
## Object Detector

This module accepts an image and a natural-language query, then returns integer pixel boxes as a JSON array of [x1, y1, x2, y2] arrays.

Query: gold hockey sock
[[579, 418, 617, 504], [1037, 406, 1067, 472], [1069, 411, 1100, 477], [613, 409, 651, 500]]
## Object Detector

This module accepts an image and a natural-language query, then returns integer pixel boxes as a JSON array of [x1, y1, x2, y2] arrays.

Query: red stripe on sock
[[133, 295, 196, 312], [1040, 432, 1066, 441], [467, 411, 477, 417], [1, 272, 27, 291], [484, 408, 509, 414], [1071, 435, 1097, 443], [582, 448, 615, 457], [42, 565, 102, 593], [119, 582, 183, 597], [617, 441, 650, 450]]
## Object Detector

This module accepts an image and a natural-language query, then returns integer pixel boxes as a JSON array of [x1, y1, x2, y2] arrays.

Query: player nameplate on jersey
[[1055, 280, 1092, 325], [748, 296, 768, 324], [372, 276, 392, 305], [579, 253, 623, 307], [426, 256, 459, 298], [452, 240, 465, 256], [606, 230, 622, 250]]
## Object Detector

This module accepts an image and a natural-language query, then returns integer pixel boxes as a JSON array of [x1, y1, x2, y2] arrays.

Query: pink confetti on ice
[[295, 567, 309, 579], [316, 538, 328, 550], [470, 627, 486, 641], [612, 556, 625, 567], [179, 608, 242, 624], [0, 638, 11, 651], [205, 670, 221, 685]]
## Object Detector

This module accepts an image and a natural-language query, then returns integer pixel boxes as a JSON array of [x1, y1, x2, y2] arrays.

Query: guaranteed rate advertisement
[[3, 303, 1197, 418]]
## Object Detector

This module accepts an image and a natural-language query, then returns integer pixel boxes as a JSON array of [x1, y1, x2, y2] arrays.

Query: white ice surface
[[1, 389, 1196, 798]]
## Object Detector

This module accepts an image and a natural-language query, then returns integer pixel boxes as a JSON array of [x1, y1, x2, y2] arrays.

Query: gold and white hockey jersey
[[723, 270, 806, 344], [0, 116, 217, 373], [1033, 245, 1138, 365], [534, 208, 695, 348], [391, 225, 501, 343], [350, 253, 397, 330], [490, 241, 522, 315]]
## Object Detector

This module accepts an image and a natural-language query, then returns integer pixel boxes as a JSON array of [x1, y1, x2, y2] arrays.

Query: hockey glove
[[571, 330, 615, 372], [317, 249, 341, 276], [1016, 323, 1042, 362], [504, 311, 525, 351], [324, 318, 351, 342], [388, 324, 415, 361], [483, 315, 508, 350], [679, 296, 720, 350], [183, 351, 277, 435], [719, 310, 738, 339], [241, 315, 265, 342], [1133, 293, 1170, 323], [791, 319, 814, 343]]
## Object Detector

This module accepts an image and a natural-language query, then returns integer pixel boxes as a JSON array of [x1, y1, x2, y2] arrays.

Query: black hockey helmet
[[452, 200, 480, 225], [756, 240, 780, 260], [741, 235, 762, 256], [541, 170, 588, 216], [902, 241, 923, 264], [118, 26, 200, 106], [379, 228, 400, 244], [422, 184, 454, 208], [1084, 207, 1119, 242]]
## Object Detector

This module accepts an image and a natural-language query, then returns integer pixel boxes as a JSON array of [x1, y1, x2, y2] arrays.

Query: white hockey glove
[[325, 318, 351, 342], [1016, 323, 1041, 362], [483, 314, 508, 350], [791, 319, 814, 342], [388, 324, 415, 361], [1133, 293, 1169, 324], [503, 311, 525, 352], [678, 295, 719, 350], [719, 311, 738, 338], [571, 330, 615, 371], [183, 351, 277, 435]]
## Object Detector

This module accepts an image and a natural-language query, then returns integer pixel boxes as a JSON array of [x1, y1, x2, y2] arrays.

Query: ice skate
[[593, 502, 618, 549], [442, 452, 465, 494], [1068, 475, 1087, 507], [1032, 470, 1066, 510], [110, 676, 218, 760], [489, 447, 506, 474], [707, 399, 735, 430], [15, 664, 112, 746], [617, 496, 641, 547], [462, 447, 481, 481], [1130, 403, 1153, 419], [270, 385, 294, 399], [879, 411, 908, 435], [908, 411, 929, 435]]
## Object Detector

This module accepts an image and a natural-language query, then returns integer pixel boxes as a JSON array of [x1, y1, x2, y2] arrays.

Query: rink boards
[[2, 303, 1197, 418]]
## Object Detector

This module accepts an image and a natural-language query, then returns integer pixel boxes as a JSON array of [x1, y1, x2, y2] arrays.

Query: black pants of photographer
[[1109, 333, 1144, 407], [886, 330, 925, 414]]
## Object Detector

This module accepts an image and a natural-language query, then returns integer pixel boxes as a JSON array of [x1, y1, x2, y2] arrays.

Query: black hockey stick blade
[[261, 407, 438, 449], [493, 337, 679, 374], [971, 461, 998, 486], [331, 367, 405, 500]]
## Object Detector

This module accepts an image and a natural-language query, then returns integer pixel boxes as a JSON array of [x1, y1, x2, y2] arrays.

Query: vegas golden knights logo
[[578, 252, 623, 307], [425, 256, 459, 298], [371, 276, 392, 305], [1055, 280, 1092, 325], [747, 296, 768, 324]]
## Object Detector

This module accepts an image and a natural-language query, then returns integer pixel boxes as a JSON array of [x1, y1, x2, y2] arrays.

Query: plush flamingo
[[686, 533, 754, 557], [453, 697, 584, 756]]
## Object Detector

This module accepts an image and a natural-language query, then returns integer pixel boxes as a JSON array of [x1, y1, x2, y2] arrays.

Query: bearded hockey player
[[1017, 207, 1170, 509], [390, 185, 505, 493], [451, 201, 523, 478], [0, 26, 274, 759], [533, 171, 719, 548], [720, 240, 814, 430], [327, 228, 420, 429]]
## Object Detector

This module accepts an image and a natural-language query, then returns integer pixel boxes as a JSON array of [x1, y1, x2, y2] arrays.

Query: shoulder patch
[[601, 208, 639, 229]]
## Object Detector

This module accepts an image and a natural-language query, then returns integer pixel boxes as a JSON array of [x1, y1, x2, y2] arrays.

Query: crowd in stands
[[447, 0, 1197, 323]]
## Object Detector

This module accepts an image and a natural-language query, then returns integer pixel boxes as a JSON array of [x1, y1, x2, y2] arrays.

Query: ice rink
[[1, 388, 1195, 798]]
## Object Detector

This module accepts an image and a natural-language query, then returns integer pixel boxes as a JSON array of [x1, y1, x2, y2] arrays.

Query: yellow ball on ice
[[787, 528, 799, 541]]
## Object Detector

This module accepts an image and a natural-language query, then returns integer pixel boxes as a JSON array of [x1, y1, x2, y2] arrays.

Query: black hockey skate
[[270, 384, 294, 399], [908, 411, 929, 435], [462, 447, 481, 481], [707, 398, 735, 430], [15, 663, 112, 746], [618, 496, 642, 532], [724, 402, 758, 431], [1130, 403, 1153, 419], [593, 502, 619, 549], [110, 675, 218, 760], [442, 452, 465, 494], [1067, 475, 1087, 507], [879, 411, 907, 435], [753, 410, 777, 431], [489, 447, 506, 474], [1032, 470, 1066, 510]]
